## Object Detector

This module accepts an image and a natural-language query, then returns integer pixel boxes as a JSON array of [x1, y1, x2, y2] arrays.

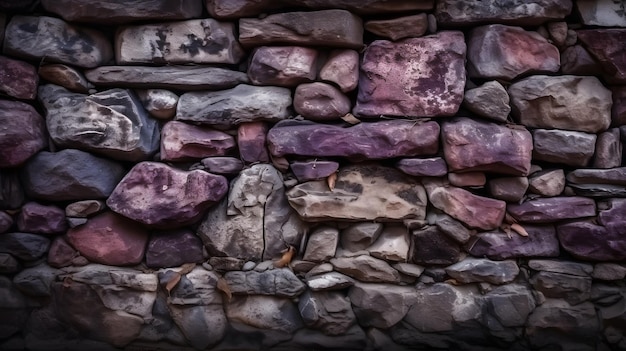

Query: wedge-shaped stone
[[507, 197, 596, 223], [39, 64, 94, 93], [248, 46, 318, 87], [176, 84, 292, 127], [411, 226, 461, 265], [287, 165, 427, 222], [160, 121, 236, 161], [116, 19, 243, 65], [354, 31, 466, 118], [42, 0, 202, 24], [331, 255, 400, 283], [239, 10, 363, 49], [509, 75, 612, 133], [107, 162, 228, 228], [467, 225, 560, 260], [467, 24, 560, 80], [268, 120, 439, 161], [533, 129, 596, 167], [0, 100, 46, 168], [436, 0, 573, 26], [442, 117, 532, 176], [319, 49, 359, 93], [39, 84, 160, 162], [3, 16, 112, 68], [577, 29, 626, 84], [224, 269, 305, 298], [463, 81, 510, 122], [85, 66, 248, 91]]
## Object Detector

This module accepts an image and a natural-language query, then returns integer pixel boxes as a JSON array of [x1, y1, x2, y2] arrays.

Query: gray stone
[[532, 129, 597, 167], [365, 14, 428, 41], [547, 21, 568, 47], [176, 84, 292, 127], [116, 19, 242, 65], [65, 200, 105, 218], [435, 0, 573, 26], [248, 46, 318, 87], [38, 84, 160, 162], [3, 15, 112, 68], [577, 0, 626, 27], [290, 161, 339, 182], [0, 253, 19, 274], [22, 149, 125, 201], [160, 121, 236, 161], [303, 226, 339, 262], [482, 284, 536, 328], [508, 197, 596, 223], [433, 213, 474, 244], [593, 263, 626, 280], [16, 202, 67, 235], [528, 169, 565, 197], [393, 263, 425, 277], [298, 290, 356, 335], [593, 128, 622, 169], [0, 171, 25, 210], [349, 283, 417, 328], [0, 100, 46, 168], [331, 255, 400, 283], [47, 236, 79, 268], [136, 89, 178, 119], [294, 82, 351, 120], [0, 233, 50, 261], [560, 45, 602, 75], [306, 272, 355, 291], [239, 10, 363, 49], [201, 157, 244, 175], [528, 259, 593, 276], [411, 226, 461, 265], [467, 225, 560, 260], [445, 258, 519, 285], [448, 172, 486, 188], [208, 256, 245, 271], [319, 49, 359, 92], [223, 269, 305, 298], [13, 264, 59, 297], [463, 81, 511, 122], [0, 212, 12, 234], [368, 225, 410, 262], [287, 165, 427, 222], [38, 64, 94, 93], [226, 295, 303, 333], [341, 222, 383, 252], [509, 75, 612, 133], [396, 157, 448, 177], [488, 176, 529, 202]]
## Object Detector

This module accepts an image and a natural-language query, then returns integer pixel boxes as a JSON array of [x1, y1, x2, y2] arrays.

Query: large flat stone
[[395, 157, 448, 177], [175, 84, 292, 127], [239, 10, 363, 49], [567, 167, 626, 185], [41, 0, 202, 24], [0, 55, 38, 99], [331, 255, 400, 283], [354, 31, 466, 118], [532, 129, 597, 167], [467, 24, 560, 81], [507, 197, 596, 223], [436, 0, 573, 26], [85, 66, 248, 91], [0, 100, 46, 168], [3, 15, 112, 68], [509, 75, 612, 133], [467, 225, 560, 260], [160, 121, 236, 162], [287, 165, 427, 222], [442, 117, 532, 176], [268, 120, 439, 161], [577, 29, 626, 83], [116, 19, 243, 65]]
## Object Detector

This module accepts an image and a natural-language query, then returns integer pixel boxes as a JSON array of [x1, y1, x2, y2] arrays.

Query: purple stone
[[16, 202, 67, 235], [0, 212, 13, 233], [467, 225, 560, 260], [0, 100, 46, 168], [201, 157, 244, 175], [0, 55, 38, 99], [507, 197, 596, 223], [396, 158, 448, 177], [290, 161, 339, 182], [146, 230, 204, 268]]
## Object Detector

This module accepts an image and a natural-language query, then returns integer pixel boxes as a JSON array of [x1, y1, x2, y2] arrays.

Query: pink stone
[[48, 236, 79, 268], [0, 100, 46, 167], [467, 24, 560, 81], [319, 49, 359, 92], [66, 211, 148, 266], [294, 82, 351, 121], [237, 122, 269, 164], [577, 29, 626, 84], [248, 46, 318, 87], [354, 31, 466, 118], [160, 121, 236, 162], [0, 55, 38, 99], [448, 172, 486, 187], [16, 202, 67, 235]]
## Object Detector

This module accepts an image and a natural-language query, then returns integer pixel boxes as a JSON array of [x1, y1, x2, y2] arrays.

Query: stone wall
[[0, 0, 625, 350]]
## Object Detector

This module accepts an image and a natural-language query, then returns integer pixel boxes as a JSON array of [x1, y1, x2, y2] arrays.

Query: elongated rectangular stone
[[436, 0, 573, 26], [267, 120, 440, 161], [507, 197, 597, 223], [116, 19, 243, 65]]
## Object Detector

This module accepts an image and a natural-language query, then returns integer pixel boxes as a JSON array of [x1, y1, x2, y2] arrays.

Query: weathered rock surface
[[532, 129, 597, 167], [248, 46, 318, 87], [226, 295, 303, 334], [201, 157, 244, 176], [239, 10, 363, 49], [66, 211, 148, 266], [38, 64, 94, 93], [436, 0, 573, 26], [41, 0, 203, 24], [354, 31, 466, 118], [509, 75, 612, 133], [290, 161, 339, 182], [331, 255, 400, 283], [530, 271, 591, 305], [462, 81, 511, 122], [508, 197, 596, 223], [298, 290, 356, 335], [3, 16, 112, 68], [340, 223, 383, 252], [294, 82, 351, 120], [319, 49, 359, 92], [287, 165, 427, 222], [107, 162, 228, 228], [0, 56, 37, 99], [47, 236, 79, 268], [612, 86, 626, 126], [237, 122, 269, 164], [21, 149, 125, 202], [303, 226, 339, 262], [411, 226, 461, 265], [268, 120, 440, 161], [396, 157, 448, 177], [567, 167, 626, 185], [136, 89, 178, 119], [445, 258, 519, 285], [116, 19, 242, 65], [442, 117, 532, 176], [577, 29, 626, 83], [16, 202, 66, 235], [467, 24, 560, 80], [176, 84, 292, 127], [146, 230, 204, 268], [306, 272, 355, 291], [0, 100, 46, 168], [160, 121, 236, 162], [560, 44, 602, 75], [0, 233, 50, 261], [368, 225, 410, 262], [349, 283, 417, 328], [593, 263, 626, 280], [528, 169, 565, 197], [467, 225, 560, 260], [365, 14, 428, 41], [224, 269, 305, 298], [488, 176, 529, 202], [430, 212, 473, 244], [593, 128, 623, 169], [577, 0, 626, 27], [39, 84, 160, 162], [65, 200, 105, 218], [448, 172, 486, 187], [198, 164, 304, 261]]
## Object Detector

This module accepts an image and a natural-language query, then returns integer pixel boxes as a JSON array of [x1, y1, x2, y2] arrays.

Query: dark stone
[[467, 225, 560, 260], [0, 55, 38, 99], [237, 122, 269, 164], [16, 202, 67, 235], [0, 233, 50, 261], [47, 236, 79, 268], [436, 0, 573, 26], [612, 86, 626, 126], [291, 161, 339, 182], [200, 157, 244, 175], [0, 100, 46, 168], [39, 64, 95, 93], [577, 29, 626, 84], [532, 129, 597, 167], [248, 46, 318, 87], [146, 230, 204, 268], [411, 226, 461, 265], [223, 269, 306, 298], [0, 212, 12, 234]]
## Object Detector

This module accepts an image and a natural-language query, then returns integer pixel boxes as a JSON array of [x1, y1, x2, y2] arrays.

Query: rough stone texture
[[306, 272, 355, 291], [445, 258, 519, 285], [349, 283, 417, 328], [467, 24, 560, 80], [593, 263, 626, 280], [365, 14, 428, 41], [201, 157, 244, 175], [268, 120, 440, 161], [448, 172, 486, 187], [198, 164, 304, 261], [577, 0, 626, 27], [3, 15, 112, 68], [463, 81, 511, 122], [318, 49, 359, 92], [431, 212, 473, 244], [577, 29, 626, 83], [47, 236, 79, 268], [294, 82, 351, 120], [287, 165, 427, 222], [16, 202, 67, 235], [146, 230, 204, 268], [566, 167, 626, 185], [467, 225, 560, 260], [239, 10, 363, 49], [66, 211, 148, 266], [39, 64, 94, 93], [65, 200, 105, 218], [442, 117, 532, 176], [298, 290, 356, 335], [248, 46, 318, 87], [411, 226, 461, 265], [530, 271, 591, 305], [435, 0, 573, 26], [136, 89, 178, 119], [175, 84, 292, 127], [21, 149, 125, 202], [354, 31, 466, 118], [237, 122, 269, 164], [612, 86, 626, 126], [39, 84, 160, 162], [593, 128, 622, 169], [341, 223, 383, 252], [532, 129, 597, 167], [331, 255, 400, 283], [368, 225, 410, 262], [528, 169, 565, 197], [41, 0, 203, 24], [107, 162, 228, 228], [290, 161, 339, 182], [0, 233, 50, 261], [508, 197, 596, 223], [116, 19, 243, 65], [560, 44, 602, 75], [424, 179, 506, 230], [303, 226, 339, 262], [224, 269, 305, 298], [226, 295, 303, 335], [160, 121, 235, 162], [396, 157, 448, 177], [0, 100, 46, 168], [0, 253, 19, 274], [0, 56, 38, 99], [509, 75, 612, 133]]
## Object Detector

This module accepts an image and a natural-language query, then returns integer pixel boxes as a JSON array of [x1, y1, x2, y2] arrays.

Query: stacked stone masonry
[[1, 0, 626, 350]]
